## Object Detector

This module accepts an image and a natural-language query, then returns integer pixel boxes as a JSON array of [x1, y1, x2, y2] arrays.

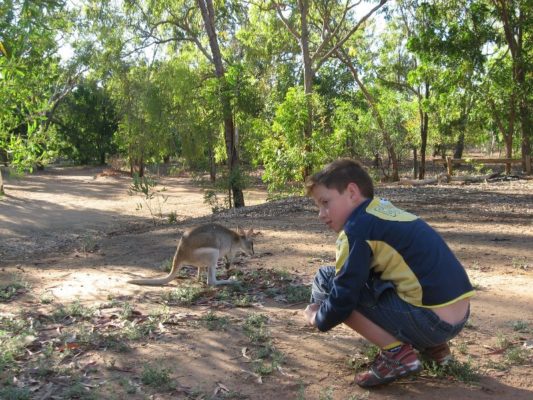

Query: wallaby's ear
[[246, 228, 254, 237], [237, 226, 245, 235]]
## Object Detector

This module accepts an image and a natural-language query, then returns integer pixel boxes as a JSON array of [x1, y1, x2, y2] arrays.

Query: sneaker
[[421, 342, 452, 366], [355, 344, 422, 387]]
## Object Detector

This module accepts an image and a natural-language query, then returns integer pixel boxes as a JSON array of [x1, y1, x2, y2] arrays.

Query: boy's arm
[[315, 238, 371, 332]]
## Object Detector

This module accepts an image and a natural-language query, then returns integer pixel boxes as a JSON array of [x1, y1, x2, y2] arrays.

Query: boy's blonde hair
[[305, 159, 374, 198]]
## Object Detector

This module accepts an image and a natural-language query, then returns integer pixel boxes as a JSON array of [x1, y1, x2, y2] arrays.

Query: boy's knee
[[315, 265, 336, 280], [311, 266, 336, 304]]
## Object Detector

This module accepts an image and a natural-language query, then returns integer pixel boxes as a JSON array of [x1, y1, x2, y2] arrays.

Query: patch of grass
[[484, 359, 508, 371], [296, 381, 306, 400], [0, 386, 31, 400], [121, 318, 157, 341], [119, 301, 134, 320], [243, 313, 270, 344], [39, 291, 55, 304], [511, 257, 529, 270], [0, 316, 35, 372], [455, 341, 469, 355], [200, 311, 229, 331], [318, 386, 334, 400], [253, 343, 285, 377], [167, 211, 178, 224], [215, 286, 255, 307], [504, 346, 531, 366], [80, 234, 98, 253], [284, 284, 311, 303], [160, 258, 173, 273], [510, 320, 529, 333], [140, 363, 175, 391], [495, 332, 512, 350], [249, 269, 310, 304], [463, 319, 477, 330], [0, 276, 29, 303], [215, 389, 249, 399], [52, 300, 96, 321], [62, 381, 97, 400], [347, 393, 370, 400], [423, 359, 479, 384], [347, 344, 379, 372], [117, 377, 138, 394], [162, 286, 205, 305], [241, 313, 286, 378]]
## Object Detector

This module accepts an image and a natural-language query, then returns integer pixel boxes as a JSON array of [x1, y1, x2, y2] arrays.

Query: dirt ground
[[1, 166, 532, 400]]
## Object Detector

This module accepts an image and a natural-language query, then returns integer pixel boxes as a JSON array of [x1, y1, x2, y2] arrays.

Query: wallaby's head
[[236, 227, 254, 256]]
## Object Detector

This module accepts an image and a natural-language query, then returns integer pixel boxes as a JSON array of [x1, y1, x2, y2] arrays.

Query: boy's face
[[311, 183, 365, 233]]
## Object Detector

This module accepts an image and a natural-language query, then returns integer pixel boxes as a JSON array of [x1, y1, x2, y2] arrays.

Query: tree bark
[[197, 0, 244, 207], [454, 132, 465, 160], [493, 0, 531, 174], [0, 168, 4, 196], [418, 83, 429, 179], [338, 50, 399, 181], [300, 0, 313, 178]]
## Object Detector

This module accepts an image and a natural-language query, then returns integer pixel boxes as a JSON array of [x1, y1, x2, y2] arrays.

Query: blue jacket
[[315, 198, 474, 332]]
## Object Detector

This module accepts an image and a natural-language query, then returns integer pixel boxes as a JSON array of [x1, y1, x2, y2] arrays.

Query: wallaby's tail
[[128, 248, 182, 286]]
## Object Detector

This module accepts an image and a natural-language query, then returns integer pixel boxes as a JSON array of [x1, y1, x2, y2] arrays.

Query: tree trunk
[[197, 0, 244, 207], [412, 147, 418, 179], [300, 0, 313, 179], [419, 109, 429, 179], [418, 82, 429, 179], [495, 1, 530, 174], [454, 132, 465, 159], [520, 103, 531, 174], [208, 146, 216, 182], [0, 168, 4, 196], [346, 61, 399, 181]]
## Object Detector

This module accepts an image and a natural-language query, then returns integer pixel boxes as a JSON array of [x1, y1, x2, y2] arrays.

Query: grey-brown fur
[[127, 223, 254, 286]]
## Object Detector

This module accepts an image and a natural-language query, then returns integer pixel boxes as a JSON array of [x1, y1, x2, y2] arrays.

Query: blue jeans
[[311, 266, 469, 351]]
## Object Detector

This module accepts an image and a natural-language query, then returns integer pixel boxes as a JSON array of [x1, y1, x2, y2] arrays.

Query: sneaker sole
[[356, 364, 423, 388]]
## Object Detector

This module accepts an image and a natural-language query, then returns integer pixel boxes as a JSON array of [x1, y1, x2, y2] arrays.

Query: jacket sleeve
[[315, 236, 372, 332]]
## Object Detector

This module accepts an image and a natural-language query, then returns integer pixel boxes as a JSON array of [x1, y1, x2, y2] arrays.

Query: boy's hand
[[304, 303, 320, 327]]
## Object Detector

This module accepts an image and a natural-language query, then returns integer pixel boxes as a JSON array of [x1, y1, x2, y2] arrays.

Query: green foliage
[[55, 78, 118, 164], [261, 87, 330, 192], [0, 0, 74, 171], [129, 173, 168, 224]]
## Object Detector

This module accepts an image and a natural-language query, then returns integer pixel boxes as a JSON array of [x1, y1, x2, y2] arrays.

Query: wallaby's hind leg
[[206, 264, 238, 286], [196, 266, 203, 282], [191, 248, 238, 286]]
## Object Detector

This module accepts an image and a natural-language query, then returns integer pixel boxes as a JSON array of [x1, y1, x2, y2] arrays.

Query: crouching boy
[[303, 159, 474, 387]]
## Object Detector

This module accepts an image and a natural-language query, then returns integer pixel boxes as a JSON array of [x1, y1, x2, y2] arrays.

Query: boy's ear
[[346, 182, 362, 200]]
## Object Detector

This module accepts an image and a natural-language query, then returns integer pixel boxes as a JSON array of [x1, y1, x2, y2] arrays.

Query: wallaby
[[128, 223, 254, 286]]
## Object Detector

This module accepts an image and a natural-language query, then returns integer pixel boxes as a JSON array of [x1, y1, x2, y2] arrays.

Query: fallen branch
[[396, 173, 449, 186], [396, 172, 508, 186]]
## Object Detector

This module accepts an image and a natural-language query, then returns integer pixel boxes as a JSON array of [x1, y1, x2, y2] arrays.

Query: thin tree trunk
[[412, 147, 418, 179], [454, 132, 465, 160], [299, 0, 313, 178], [0, 168, 4, 196], [494, 0, 530, 173], [197, 0, 244, 207], [520, 103, 531, 173], [418, 82, 429, 179], [339, 52, 399, 181]]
